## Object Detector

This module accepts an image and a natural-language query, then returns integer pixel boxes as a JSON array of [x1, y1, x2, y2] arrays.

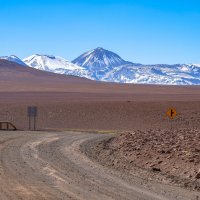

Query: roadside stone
[[158, 160, 163, 164], [152, 167, 161, 172], [195, 170, 200, 179]]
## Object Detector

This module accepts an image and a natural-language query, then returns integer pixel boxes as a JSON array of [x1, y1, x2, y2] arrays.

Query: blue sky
[[0, 0, 200, 64]]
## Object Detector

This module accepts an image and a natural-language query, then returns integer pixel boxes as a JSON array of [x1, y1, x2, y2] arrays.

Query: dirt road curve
[[0, 131, 199, 200]]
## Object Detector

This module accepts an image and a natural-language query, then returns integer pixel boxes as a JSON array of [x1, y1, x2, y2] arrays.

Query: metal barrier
[[0, 122, 17, 131]]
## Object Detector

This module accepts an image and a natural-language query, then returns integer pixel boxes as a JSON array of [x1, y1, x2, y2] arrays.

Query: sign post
[[166, 108, 177, 130], [27, 106, 38, 131]]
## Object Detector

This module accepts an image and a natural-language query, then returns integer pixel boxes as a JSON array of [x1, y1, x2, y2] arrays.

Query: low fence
[[0, 122, 17, 131]]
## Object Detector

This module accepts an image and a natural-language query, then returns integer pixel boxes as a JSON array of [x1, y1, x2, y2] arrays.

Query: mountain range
[[1, 47, 200, 85]]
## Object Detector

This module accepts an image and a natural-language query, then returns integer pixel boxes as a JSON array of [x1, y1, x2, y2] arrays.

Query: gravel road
[[0, 131, 199, 200]]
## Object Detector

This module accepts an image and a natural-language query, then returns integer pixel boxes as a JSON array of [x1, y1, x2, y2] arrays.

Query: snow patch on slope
[[102, 64, 200, 85], [23, 54, 91, 78], [0, 55, 27, 66]]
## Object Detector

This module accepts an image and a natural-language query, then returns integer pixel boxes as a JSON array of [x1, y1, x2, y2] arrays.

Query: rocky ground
[[1, 131, 198, 200], [88, 129, 200, 191]]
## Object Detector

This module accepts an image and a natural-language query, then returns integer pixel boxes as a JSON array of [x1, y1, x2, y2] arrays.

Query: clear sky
[[0, 0, 200, 64]]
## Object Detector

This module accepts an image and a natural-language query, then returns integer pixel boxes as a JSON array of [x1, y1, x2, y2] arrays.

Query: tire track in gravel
[[0, 131, 199, 200]]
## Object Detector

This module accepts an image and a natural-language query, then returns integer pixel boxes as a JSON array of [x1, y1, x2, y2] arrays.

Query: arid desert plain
[[0, 60, 199, 200]]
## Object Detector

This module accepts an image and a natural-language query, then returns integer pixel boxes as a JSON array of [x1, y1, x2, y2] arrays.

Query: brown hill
[[0, 60, 200, 131], [0, 59, 200, 102], [0, 59, 93, 92]]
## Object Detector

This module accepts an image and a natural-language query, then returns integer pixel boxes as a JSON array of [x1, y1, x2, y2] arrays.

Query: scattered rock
[[160, 150, 166, 154], [196, 170, 200, 179], [152, 167, 161, 172], [158, 160, 163, 164], [95, 129, 200, 191]]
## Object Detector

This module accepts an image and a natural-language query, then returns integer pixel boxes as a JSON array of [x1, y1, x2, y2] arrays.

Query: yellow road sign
[[166, 108, 177, 119]]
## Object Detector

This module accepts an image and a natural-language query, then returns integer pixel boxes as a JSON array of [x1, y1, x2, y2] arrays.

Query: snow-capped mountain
[[73, 47, 132, 68], [2, 48, 200, 85], [0, 55, 27, 66], [72, 47, 135, 79], [23, 54, 91, 78], [72, 48, 200, 84], [102, 63, 200, 85]]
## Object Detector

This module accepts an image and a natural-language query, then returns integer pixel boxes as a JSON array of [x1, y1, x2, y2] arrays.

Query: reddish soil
[[0, 60, 200, 194], [1, 101, 200, 131], [1, 60, 200, 131]]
